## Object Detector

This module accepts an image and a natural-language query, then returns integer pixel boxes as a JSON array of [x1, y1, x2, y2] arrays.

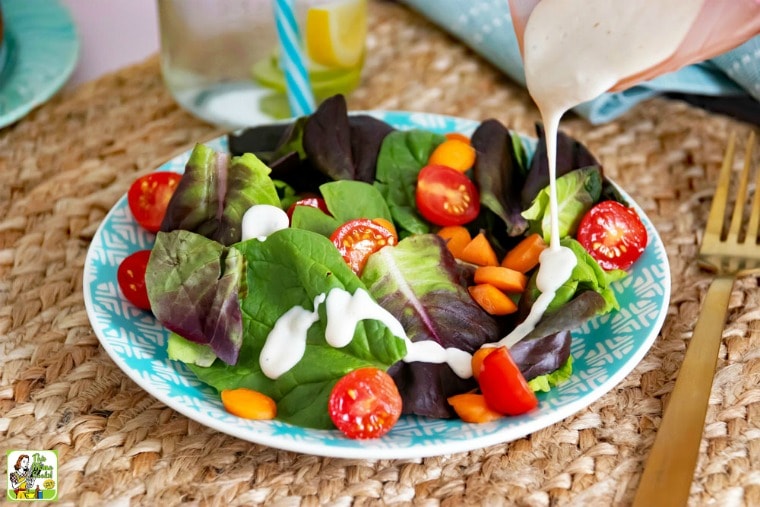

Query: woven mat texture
[[2, 2, 759, 505]]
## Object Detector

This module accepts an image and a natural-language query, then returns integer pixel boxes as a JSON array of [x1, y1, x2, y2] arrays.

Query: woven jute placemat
[[2, 1, 759, 505]]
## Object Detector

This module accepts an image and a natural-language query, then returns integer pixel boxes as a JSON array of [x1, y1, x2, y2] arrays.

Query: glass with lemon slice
[[157, 0, 366, 129]]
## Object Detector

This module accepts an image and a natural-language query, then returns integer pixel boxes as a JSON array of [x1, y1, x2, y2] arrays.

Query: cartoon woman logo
[[9, 454, 34, 499]]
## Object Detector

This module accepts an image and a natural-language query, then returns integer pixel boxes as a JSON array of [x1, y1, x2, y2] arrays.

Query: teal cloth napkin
[[398, 0, 759, 124]]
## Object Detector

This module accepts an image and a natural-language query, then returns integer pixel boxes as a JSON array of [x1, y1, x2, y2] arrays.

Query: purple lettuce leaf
[[361, 234, 501, 418], [471, 118, 528, 237], [145, 230, 244, 365], [302, 94, 394, 183], [510, 330, 572, 381], [159, 144, 280, 246]]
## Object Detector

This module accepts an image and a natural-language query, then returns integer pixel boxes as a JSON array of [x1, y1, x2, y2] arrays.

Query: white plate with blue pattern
[[83, 111, 671, 459], [0, 0, 79, 128]]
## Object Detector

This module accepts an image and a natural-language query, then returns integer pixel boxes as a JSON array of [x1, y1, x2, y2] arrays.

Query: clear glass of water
[[157, 0, 366, 129]]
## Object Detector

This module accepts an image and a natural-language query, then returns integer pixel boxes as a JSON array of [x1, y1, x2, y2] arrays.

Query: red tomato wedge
[[117, 250, 153, 311], [328, 367, 402, 439], [477, 346, 538, 416], [330, 218, 397, 275], [576, 200, 648, 271], [416, 164, 480, 226], [127, 172, 182, 233]]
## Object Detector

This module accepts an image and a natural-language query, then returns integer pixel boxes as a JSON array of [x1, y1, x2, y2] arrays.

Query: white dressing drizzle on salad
[[260, 287, 474, 380], [241, 204, 290, 242], [260, 293, 326, 379], [324, 287, 405, 347], [498, 0, 702, 348]]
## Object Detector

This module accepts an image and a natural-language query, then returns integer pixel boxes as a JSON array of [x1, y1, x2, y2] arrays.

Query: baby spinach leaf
[[320, 180, 393, 224], [290, 205, 340, 237], [189, 228, 407, 429], [374, 129, 445, 237], [290, 181, 393, 237]]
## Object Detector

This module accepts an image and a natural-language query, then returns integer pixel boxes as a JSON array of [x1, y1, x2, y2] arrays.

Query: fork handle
[[633, 274, 735, 507]]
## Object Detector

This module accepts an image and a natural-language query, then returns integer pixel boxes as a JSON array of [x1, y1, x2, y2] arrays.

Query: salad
[[116, 95, 648, 440]]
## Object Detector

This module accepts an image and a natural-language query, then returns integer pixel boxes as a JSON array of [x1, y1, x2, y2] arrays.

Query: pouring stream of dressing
[[498, 0, 704, 348], [260, 1, 706, 379]]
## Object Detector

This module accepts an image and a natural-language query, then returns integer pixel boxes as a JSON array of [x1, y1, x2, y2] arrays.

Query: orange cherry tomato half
[[416, 164, 480, 226], [328, 367, 402, 439], [117, 250, 153, 311], [127, 172, 182, 233], [576, 200, 648, 271], [330, 218, 397, 275]]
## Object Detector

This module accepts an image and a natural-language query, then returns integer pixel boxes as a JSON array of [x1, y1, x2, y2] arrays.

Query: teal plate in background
[[0, 0, 79, 128], [83, 111, 671, 459]]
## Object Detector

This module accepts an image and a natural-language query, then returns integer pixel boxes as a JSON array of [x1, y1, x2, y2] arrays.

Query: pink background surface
[[62, 0, 160, 88]]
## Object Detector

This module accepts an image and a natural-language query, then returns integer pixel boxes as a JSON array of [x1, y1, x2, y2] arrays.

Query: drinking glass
[[157, 0, 367, 129]]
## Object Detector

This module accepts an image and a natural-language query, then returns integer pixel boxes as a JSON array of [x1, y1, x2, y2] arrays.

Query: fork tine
[[727, 131, 754, 241], [744, 132, 758, 244], [705, 132, 735, 238]]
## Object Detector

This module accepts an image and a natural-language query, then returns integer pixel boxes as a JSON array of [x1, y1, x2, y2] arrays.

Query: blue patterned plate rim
[[83, 111, 671, 459], [0, 0, 79, 128]]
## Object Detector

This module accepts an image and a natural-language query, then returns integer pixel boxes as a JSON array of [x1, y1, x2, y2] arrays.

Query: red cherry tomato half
[[576, 200, 648, 271], [286, 195, 330, 222], [416, 164, 480, 226], [328, 367, 402, 439], [117, 250, 153, 311], [330, 218, 398, 275], [478, 346, 538, 416], [127, 172, 182, 233]]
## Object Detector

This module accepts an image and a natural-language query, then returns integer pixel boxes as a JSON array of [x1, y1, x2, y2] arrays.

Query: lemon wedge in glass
[[305, 0, 367, 69]]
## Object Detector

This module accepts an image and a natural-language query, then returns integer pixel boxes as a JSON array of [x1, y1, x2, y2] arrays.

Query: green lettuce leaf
[[528, 356, 574, 393], [528, 237, 625, 315], [522, 166, 602, 243]]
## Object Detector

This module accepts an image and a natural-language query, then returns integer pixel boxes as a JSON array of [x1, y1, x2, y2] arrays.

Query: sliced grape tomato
[[416, 164, 480, 226], [330, 218, 397, 275], [328, 367, 402, 439], [117, 249, 153, 311], [576, 200, 648, 270], [127, 172, 182, 233]]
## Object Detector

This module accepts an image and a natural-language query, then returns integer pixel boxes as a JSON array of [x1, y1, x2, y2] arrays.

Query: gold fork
[[633, 131, 759, 507]]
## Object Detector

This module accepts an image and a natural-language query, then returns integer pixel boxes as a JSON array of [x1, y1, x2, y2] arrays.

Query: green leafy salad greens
[[144, 95, 629, 429]]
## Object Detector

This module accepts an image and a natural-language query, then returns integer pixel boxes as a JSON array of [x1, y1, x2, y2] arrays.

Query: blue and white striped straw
[[274, 0, 316, 117]]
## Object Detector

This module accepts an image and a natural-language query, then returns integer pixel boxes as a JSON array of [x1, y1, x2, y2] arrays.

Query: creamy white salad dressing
[[496, 0, 703, 347], [241, 204, 290, 242], [259, 293, 326, 379]]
